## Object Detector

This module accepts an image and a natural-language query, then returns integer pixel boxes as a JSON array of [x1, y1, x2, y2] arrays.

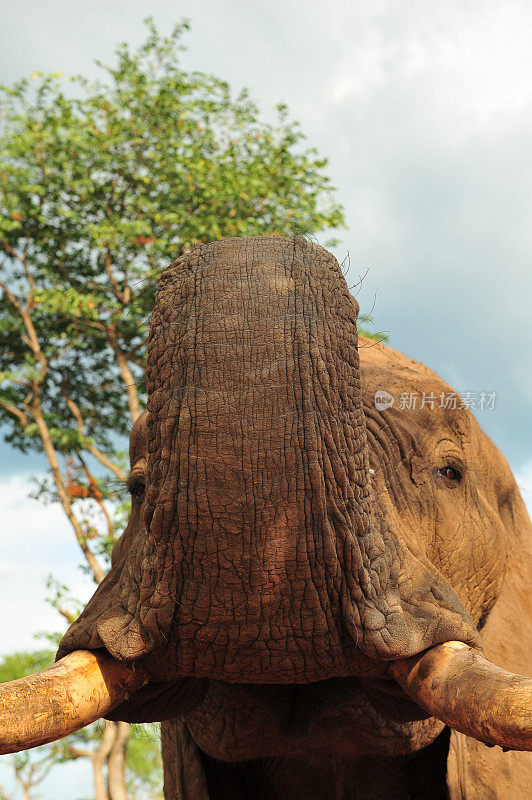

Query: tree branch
[[106, 323, 141, 423], [58, 606, 77, 625], [62, 388, 127, 482], [31, 394, 106, 584], [0, 277, 23, 314], [0, 275, 47, 379], [63, 388, 84, 434], [123, 337, 149, 358], [67, 744, 94, 759], [1, 240, 34, 307], [105, 250, 126, 305], [86, 444, 127, 484], [0, 396, 29, 427], [77, 453, 116, 542]]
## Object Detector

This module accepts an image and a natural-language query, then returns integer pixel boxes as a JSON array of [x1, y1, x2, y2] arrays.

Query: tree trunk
[[106, 322, 141, 423], [92, 721, 116, 800], [107, 722, 130, 800]]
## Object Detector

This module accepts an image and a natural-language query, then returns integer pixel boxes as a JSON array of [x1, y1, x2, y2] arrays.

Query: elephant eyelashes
[[435, 466, 462, 484], [127, 477, 146, 501]]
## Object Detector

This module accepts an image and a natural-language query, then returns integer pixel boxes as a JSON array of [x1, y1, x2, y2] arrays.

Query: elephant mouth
[[1, 640, 532, 755], [361, 675, 431, 719]]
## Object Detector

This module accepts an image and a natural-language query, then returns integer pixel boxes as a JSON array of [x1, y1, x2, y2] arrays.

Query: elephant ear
[[447, 482, 532, 799]]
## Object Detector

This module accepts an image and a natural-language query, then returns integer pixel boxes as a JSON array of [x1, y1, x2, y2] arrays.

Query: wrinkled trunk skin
[[58, 236, 478, 685]]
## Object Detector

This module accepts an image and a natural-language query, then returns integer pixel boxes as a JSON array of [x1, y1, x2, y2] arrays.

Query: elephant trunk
[[388, 641, 532, 751], [0, 650, 147, 755]]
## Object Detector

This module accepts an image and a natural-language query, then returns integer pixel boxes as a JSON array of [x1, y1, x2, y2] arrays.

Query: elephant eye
[[435, 466, 462, 484], [127, 477, 146, 501]]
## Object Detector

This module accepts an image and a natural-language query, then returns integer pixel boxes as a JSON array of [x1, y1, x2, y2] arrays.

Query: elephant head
[[1, 236, 531, 794]]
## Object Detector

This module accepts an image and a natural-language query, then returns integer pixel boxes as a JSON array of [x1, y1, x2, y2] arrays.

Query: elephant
[[0, 235, 531, 799]]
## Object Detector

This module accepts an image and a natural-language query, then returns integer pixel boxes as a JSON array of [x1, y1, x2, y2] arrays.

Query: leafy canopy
[[0, 16, 345, 461]]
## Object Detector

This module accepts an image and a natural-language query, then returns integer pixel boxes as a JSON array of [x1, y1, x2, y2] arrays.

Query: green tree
[[0, 16, 344, 800]]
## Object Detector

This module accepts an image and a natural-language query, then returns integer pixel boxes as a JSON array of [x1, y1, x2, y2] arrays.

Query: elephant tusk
[[0, 649, 148, 754], [388, 640, 532, 752]]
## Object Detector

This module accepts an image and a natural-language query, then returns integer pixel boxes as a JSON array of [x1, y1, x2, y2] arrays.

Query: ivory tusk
[[388, 640, 532, 751], [0, 649, 148, 754]]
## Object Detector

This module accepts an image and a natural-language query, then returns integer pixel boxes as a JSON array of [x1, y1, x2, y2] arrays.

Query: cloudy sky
[[0, 0, 531, 794]]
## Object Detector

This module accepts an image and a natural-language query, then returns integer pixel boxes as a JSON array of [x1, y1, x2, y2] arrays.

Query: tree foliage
[[0, 16, 344, 800], [0, 15, 344, 461]]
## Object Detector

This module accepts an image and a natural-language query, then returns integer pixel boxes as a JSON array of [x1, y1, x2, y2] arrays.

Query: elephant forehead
[[360, 342, 473, 435]]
